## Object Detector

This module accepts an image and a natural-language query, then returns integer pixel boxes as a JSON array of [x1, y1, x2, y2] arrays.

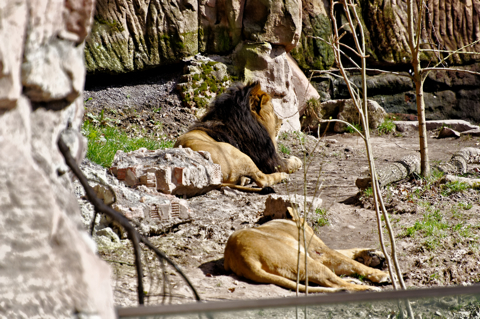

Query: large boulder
[[234, 42, 301, 131], [0, 0, 114, 317], [243, 0, 302, 52], [301, 98, 387, 133], [110, 147, 222, 197], [76, 159, 193, 239]]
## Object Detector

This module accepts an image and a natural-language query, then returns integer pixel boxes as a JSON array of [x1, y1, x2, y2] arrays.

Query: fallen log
[[355, 147, 480, 189], [436, 147, 480, 175], [356, 155, 420, 189]]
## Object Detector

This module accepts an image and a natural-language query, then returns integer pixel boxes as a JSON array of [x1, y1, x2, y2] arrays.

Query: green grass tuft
[[82, 121, 173, 167], [315, 208, 329, 226], [279, 143, 291, 155], [345, 123, 362, 134], [378, 118, 396, 135]]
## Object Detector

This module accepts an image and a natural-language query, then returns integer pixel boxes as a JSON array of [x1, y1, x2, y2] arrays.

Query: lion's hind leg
[[317, 249, 389, 284], [241, 260, 345, 293]]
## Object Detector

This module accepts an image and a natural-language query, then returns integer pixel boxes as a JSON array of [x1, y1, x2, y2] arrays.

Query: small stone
[[438, 127, 461, 139], [325, 139, 338, 144]]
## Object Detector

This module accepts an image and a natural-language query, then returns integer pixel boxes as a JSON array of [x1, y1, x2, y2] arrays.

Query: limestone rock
[[85, 0, 199, 73], [287, 53, 321, 115], [110, 147, 222, 197], [334, 99, 386, 133], [438, 127, 461, 139], [75, 159, 194, 237], [234, 42, 300, 131], [0, 0, 114, 315], [0, 1, 27, 109], [290, 0, 334, 70], [301, 98, 386, 133], [243, 0, 302, 52], [394, 120, 479, 133]]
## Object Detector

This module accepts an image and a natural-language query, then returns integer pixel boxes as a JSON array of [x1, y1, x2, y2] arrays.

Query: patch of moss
[[291, 14, 333, 71], [95, 16, 125, 33], [193, 97, 208, 108]]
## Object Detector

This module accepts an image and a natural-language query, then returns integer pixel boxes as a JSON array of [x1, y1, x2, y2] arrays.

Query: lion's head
[[248, 83, 282, 149], [187, 81, 286, 174]]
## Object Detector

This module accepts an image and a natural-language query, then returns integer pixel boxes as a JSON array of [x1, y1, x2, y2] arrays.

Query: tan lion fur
[[175, 83, 302, 189], [224, 208, 389, 293]]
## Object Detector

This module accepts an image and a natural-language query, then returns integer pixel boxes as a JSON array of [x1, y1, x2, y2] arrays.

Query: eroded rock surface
[[0, 0, 114, 317], [110, 147, 222, 197]]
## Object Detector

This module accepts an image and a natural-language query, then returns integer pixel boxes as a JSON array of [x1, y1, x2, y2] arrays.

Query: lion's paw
[[355, 249, 385, 268], [287, 156, 303, 172], [280, 172, 290, 182]]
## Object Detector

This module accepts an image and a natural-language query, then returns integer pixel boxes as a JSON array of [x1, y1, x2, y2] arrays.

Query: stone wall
[[0, 0, 114, 317]]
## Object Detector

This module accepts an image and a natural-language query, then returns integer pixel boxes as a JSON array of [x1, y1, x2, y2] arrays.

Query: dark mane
[[188, 82, 285, 174]]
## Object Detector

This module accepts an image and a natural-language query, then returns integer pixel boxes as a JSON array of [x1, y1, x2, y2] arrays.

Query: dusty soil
[[83, 65, 480, 312]]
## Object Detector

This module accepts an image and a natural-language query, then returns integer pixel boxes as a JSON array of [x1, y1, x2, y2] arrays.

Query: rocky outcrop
[[301, 98, 387, 133], [86, 0, 302, 74], [290, 0, 334, 71], [327, 66, 480, 123], [110, 147, 222, 197], [76, 159, 193, 239], [85, 0, 199, 73], [0, 0, 114, 317], [362, 0, 480, 65]]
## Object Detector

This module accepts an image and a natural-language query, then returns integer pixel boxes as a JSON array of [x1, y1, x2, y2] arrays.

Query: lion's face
[[249, 84, 282, 148]]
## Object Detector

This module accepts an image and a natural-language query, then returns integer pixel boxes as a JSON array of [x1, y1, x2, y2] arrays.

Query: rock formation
[[0, 0, 114, 317], [301, 98, 387, 133], [85, 0, 480, 125]]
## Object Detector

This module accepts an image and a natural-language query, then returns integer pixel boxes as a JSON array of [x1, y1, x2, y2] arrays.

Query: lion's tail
[[220, 184, 275, 195]]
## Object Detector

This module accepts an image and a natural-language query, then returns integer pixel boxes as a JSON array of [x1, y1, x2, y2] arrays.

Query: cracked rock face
[[76, 159, 194, 239], [0, 0, 114, 317], [110, 147, 222, 197]]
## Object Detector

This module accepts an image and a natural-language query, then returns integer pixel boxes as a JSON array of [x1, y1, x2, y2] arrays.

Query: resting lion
[[224, 208, 389, 292], [175, 82, 302, 191]]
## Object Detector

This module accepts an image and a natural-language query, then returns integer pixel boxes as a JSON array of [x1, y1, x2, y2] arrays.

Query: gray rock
[[76, 159, 194, 237], [438, 127, 461, 139], [234, 42, 300, 131], [0, 0, 115, 316], [110, 147, 222, 197], [334, 99, 386, 132], [394, 120, 479, 133]]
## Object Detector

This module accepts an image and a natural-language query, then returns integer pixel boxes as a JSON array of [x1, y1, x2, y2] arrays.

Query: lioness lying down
[[175, 82, 302, 191], [224, 208, 389, 292]]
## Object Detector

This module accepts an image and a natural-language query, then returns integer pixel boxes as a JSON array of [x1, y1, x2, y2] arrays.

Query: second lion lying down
[[224, 208, 389, 292], [175, 82, 302, 190]]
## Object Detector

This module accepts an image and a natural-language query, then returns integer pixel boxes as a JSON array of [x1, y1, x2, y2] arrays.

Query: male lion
[[175, 82, 302, 191], [224, 208, 389, 292]]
